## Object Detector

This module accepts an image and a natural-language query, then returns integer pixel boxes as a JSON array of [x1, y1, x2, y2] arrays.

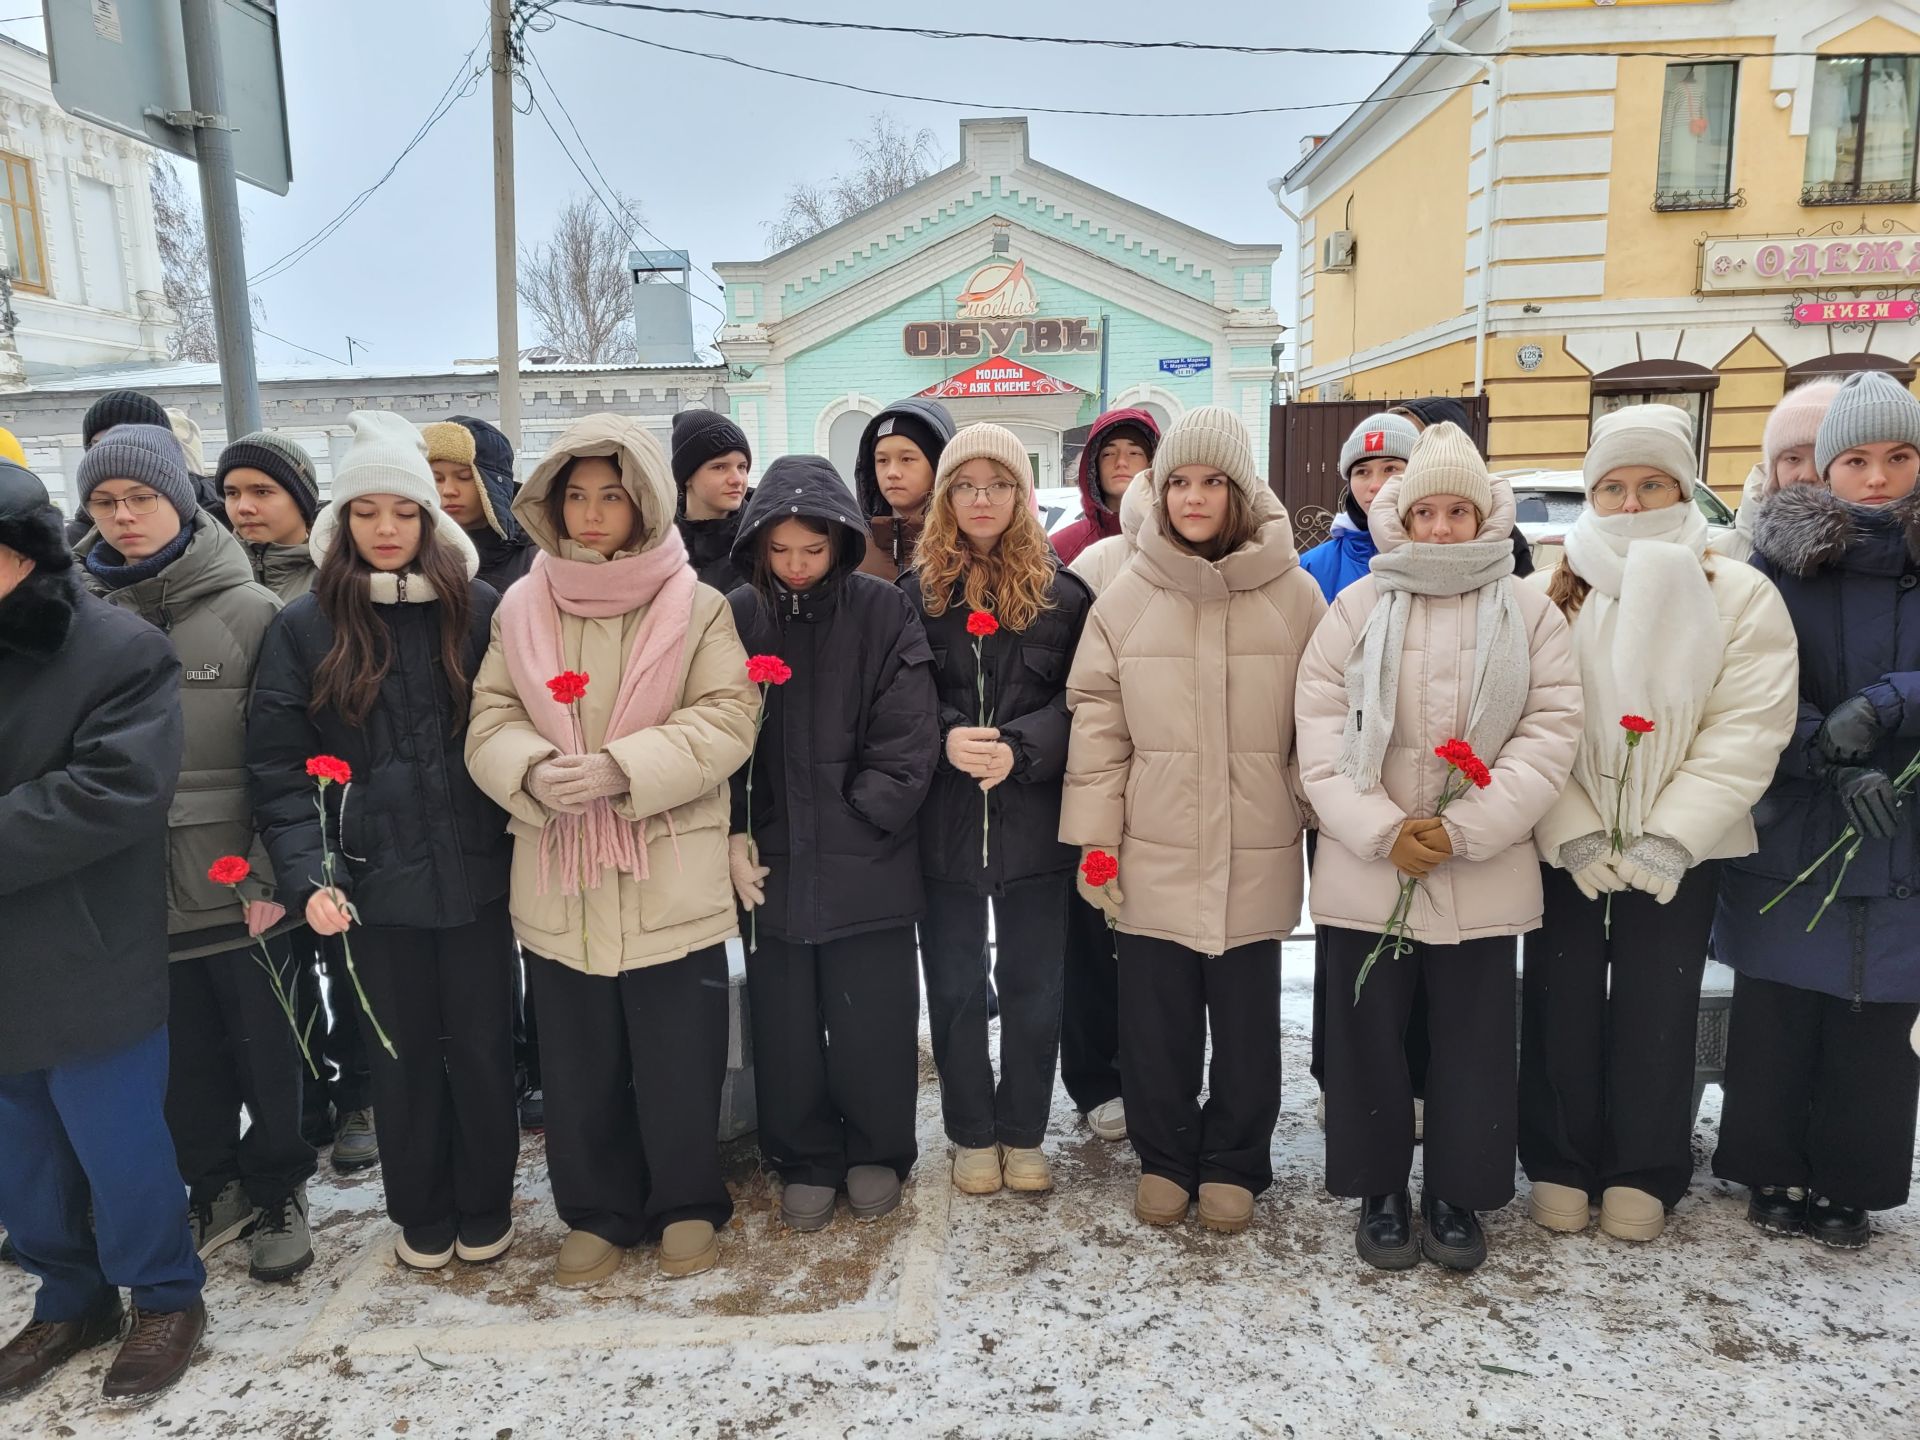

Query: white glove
[[1616, 835, 1691, 906], [1559, 831, 1625, 902], [527, 757, 588, 815], [543, 752, 629, 808], [728, 834, 769, 911]]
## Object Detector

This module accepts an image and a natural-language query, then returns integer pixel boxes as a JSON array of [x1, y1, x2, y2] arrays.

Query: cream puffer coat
[[1067, 468, 1152, 597], [1530, 545, 1800, 867], [466, 413, 757, 974], [1295, 477, 1582, 944], [1060, 478, 1327, 955]]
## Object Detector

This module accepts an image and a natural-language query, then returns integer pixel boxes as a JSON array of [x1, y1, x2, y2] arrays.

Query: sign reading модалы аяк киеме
[[903, 257, 1102, 359]]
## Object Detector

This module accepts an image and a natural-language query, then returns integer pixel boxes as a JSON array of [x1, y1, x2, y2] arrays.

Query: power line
[[539, 1, 1884, 62], [251, 323, 349, 367], [551, 12, 1488, 119]]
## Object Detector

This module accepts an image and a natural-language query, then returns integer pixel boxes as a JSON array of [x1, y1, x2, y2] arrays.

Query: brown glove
[[1388, 818, 1450, 879]]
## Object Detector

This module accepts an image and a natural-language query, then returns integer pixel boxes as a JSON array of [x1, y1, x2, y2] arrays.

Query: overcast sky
[[1, 0, 1419, 371]]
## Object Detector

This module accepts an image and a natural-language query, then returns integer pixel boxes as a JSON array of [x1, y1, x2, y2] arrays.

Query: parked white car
[[1036, 486, 1082, 535], [1501, 469, 1736, 570]]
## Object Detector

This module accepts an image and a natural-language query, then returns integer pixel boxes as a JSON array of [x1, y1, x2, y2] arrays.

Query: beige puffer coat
[[466, 413, 758, 974], [1295, 477, 1582, 943], [1067, 469, 1152, 597], [1060, 478, 1327, 955]]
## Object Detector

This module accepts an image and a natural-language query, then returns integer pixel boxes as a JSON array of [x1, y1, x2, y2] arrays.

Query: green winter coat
[[247, 540, 316, 602], [82, 511, 285, 959]]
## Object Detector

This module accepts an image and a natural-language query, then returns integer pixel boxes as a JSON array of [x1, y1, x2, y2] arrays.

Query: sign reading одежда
[[1702, 235, 1920, 293], [916, 359, 1083, 400], [904, 256, 1101, 358]]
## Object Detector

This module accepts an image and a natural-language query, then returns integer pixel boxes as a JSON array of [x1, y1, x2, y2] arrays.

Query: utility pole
[[179, 0, 260, 435], [491, 0, 521, 450]]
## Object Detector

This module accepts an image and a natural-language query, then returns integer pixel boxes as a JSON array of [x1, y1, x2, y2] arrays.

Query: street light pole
[[179, 0, 260, 436], [491, 0, 521, 451]]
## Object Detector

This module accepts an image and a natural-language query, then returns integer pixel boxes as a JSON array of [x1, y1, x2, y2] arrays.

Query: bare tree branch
[[764, 113, 942, 250], [150, 159, 217, 363], [516, 193, 640, 365]]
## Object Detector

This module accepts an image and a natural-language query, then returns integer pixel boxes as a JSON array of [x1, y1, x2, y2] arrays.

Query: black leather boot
[[1806, 1195, 1870, 1250], [1420, 1191, 1487, 1271], [1355, 1191, 1420, 1270], [1745, 1185, 1808, 1238]]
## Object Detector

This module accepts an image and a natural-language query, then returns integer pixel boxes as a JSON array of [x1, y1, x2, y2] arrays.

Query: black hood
[[852, 399, 956, 519], [732, 455, 869, 584]]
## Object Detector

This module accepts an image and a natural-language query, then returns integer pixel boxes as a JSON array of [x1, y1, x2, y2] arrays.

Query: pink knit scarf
[[498, 526, 698, 895]]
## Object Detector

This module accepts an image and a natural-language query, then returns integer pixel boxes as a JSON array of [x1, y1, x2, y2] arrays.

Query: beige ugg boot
[[1133, 1174, 1190, 1227], [1196, 1183, 1255, 1234], [555, 1229, 622, 1288], [658, 1220, 719, 1278], [999, 1145, 1053, 1193], [951, 1146, 1003, 1195], [1599, 1186, 1666, 1242], [1528, 1182, 1591, 1233]]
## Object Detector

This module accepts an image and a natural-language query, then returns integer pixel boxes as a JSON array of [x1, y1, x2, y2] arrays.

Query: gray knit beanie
[[1152, 405, 1260, 496], [218, 430, 321, 525], [1815, 370, 1920, 479], [75, 423, 197, 522], [1338, 412, 1421, 481]]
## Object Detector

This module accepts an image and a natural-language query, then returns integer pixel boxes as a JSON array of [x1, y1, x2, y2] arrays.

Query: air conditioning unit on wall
[[1323, 231, 1357, 272]]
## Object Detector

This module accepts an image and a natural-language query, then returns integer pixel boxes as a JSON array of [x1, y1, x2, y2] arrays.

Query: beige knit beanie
[[1152, 405, 1259, 495], [1396, 421, 1493, 521], [934, 422, 1034, 495], [1584, 403, 1697, 498]]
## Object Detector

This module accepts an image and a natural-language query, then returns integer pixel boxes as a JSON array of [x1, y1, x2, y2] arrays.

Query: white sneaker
[[1314, 1091, 1327, 1132], [1086, 1098, 1127, 1142]]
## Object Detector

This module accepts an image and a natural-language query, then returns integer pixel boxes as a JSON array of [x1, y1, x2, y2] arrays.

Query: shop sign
[[1792, 299, 1919, 325], [916, 359, 1082, 400], [903, 255, 1101, 358], [1158, 356, 1211, 377], [1701, 235, 1920, 294]]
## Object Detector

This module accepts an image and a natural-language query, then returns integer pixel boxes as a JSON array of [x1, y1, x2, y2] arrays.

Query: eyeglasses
[[953, 481, 1017, 505], [85, 491, 164, 518], [1591, 479, 1680, 512]]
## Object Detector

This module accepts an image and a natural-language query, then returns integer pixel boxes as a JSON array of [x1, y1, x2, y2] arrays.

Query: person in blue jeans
[[0, 460, 208, 1404]]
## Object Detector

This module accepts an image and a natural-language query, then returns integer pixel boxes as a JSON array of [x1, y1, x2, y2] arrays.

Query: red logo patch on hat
[[1364, 431, 1386, 453]]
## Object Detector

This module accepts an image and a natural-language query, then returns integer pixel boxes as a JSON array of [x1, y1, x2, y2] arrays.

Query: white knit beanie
[[1396, 422, 1492, 521], [1152, 405, 1260, 495], [934, 422, 1034, 494], [1584, 403, 1697, 498], [309, 411, 478, 576]]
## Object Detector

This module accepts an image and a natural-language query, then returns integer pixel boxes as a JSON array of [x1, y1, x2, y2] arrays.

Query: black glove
[[1814, 695, 1885, 766], [1832, 766, 1900, 840]]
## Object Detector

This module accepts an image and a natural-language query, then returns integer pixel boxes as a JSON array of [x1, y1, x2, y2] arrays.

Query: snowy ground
[[7, 941, 1919, 1439]]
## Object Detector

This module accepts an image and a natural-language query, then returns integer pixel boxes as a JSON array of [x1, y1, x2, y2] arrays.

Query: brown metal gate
[[1269, 397, 1489, 551]]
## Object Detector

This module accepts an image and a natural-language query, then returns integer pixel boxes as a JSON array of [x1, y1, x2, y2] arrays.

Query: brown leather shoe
[[101, 1301, 205, 1405], [0, 1293, 124, 1398]]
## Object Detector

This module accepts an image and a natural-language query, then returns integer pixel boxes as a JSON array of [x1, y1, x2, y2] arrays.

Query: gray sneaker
[[249, 1187, 314, 1283], [189, 1180, 255, 1260], [330, 1109, 379, 1174]]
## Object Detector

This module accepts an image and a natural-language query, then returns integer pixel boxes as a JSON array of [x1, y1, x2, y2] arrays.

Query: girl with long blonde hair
[[904, 423, 1093, 1199]]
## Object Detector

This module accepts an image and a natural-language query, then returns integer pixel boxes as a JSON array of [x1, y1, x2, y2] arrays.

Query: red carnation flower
[[546, 670, 590, 707], [1433, 738, 1481, 771], [1461, 757, 1493, 789], [1620, 715, 1655, 735], [1081, 849, 1119, 888], [966, 611, 1000, 638], [306, 755, 352, 786], [207, 855, 252, 886], [746, 655, 793, 686]]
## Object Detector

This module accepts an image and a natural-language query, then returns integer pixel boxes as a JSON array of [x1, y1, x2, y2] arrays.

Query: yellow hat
[[0, 426, 26, 468]]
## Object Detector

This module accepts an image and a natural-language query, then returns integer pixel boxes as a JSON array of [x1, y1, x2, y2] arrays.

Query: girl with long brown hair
[[904, 423, 1093, 1198], [248, 412, 518, 1274]]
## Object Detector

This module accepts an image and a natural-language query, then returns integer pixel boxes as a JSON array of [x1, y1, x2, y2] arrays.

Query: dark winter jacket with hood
[[855, 399, 955, 583], [247, 527, 510, 932], [0, 470, 184, 1075], [902, 559, 1094, 893], [1051, 407, 1160, 566], [1714, 484, 1920, 1004], [678, 492, 753, 596], [247, 541, 316, 602], [80, 510, 285, 959], [726, 456, 939, 943], [436, 415, 534, 596]]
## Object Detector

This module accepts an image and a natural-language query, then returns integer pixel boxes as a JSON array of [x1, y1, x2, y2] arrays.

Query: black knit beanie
[[671, 409, 751, 489], [217, 430, 321, 526], [82, 389, 170, 448]]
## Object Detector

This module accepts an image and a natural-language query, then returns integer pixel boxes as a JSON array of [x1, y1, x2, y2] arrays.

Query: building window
[[0, 151, 46, 291], [1802, 55, 1920, 206], [1655, 63, 1738, 210], [1589, 360, 1719, 470]]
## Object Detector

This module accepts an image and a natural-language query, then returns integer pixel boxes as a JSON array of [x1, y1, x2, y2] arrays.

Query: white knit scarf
[[1337, 538, 1530, 792], [1559, 503, 1722, 844]]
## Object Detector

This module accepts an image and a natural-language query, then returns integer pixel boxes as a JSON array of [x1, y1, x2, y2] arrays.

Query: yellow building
[[1276, 0, 1920, 498]]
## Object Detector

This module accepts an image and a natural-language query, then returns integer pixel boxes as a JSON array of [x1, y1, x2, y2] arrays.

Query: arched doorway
[[1784, 351, 1917, 389]]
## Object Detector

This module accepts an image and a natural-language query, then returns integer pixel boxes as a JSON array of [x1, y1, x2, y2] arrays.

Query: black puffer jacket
[[902, 561, 1093, 892], [679, 492, 752, 596], [247, 581, 511, 930], [728, 458, 937, 943], [0, 495, 184, 1074]]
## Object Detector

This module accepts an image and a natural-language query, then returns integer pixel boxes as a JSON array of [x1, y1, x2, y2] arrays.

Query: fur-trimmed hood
[[1750, 483, 1920, 577]]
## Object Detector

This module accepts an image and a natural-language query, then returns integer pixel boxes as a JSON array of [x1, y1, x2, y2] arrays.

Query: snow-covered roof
[[13, 353, 725, 395]]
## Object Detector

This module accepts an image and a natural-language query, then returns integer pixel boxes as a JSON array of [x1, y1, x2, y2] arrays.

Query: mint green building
[[716, 118, 1284, 493]]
